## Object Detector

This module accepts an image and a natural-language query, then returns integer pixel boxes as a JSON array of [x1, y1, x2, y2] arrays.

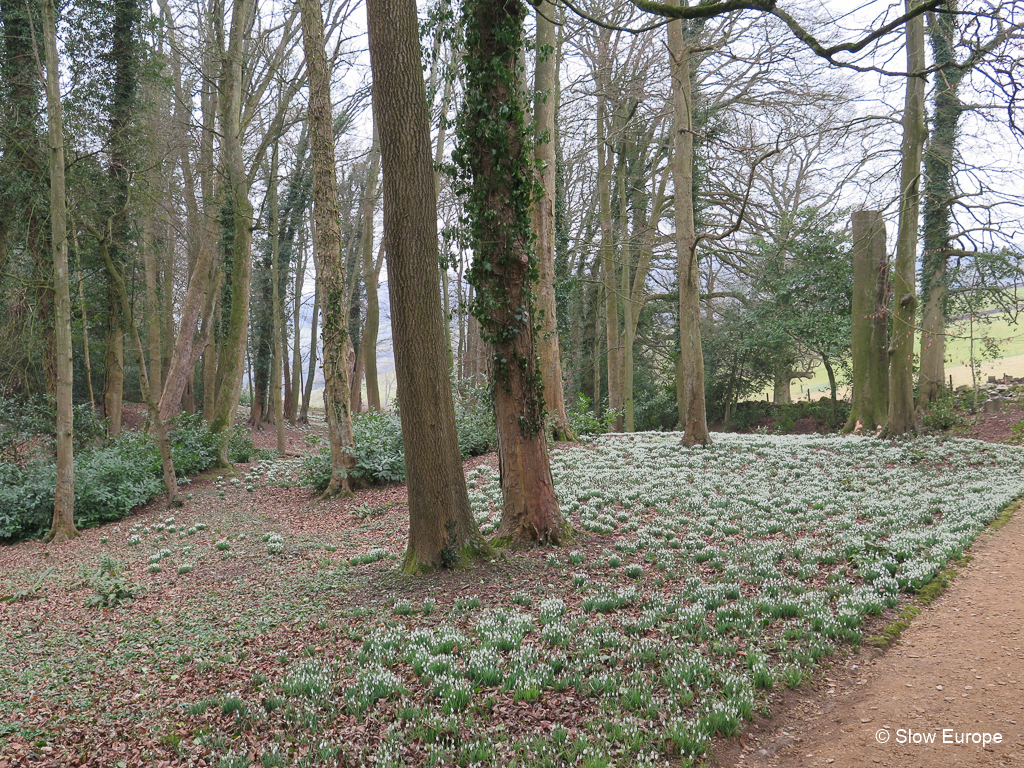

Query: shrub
[[167, 413, 221, 476], [73, 440, 164, 529], [301, 384, 496, 491], [920, 395, 966, 433], [227, 422, 264, 463], [0, 461, 56, 540], [0, 393, 107, 463], [567, 394, 621, 437]]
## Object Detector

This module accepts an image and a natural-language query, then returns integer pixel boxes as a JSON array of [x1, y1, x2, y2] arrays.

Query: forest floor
[[1, 405, 1022, 767]]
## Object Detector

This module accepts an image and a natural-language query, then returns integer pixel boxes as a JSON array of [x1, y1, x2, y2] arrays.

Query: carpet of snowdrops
[[364, 433, 1024, 767], [5, 432, 1024, 768]]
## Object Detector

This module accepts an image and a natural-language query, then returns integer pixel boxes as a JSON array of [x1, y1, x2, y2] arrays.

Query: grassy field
[[789, 308, 1024, 401]]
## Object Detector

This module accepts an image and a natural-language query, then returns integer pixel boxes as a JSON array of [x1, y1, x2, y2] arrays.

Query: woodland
[[3, 0, 1024, 763]]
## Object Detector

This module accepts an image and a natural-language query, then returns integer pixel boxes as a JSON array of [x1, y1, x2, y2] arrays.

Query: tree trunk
[[101, 313, 124, 437], [596, 33, 622, 432], [300, 0, 356, 495], [457, 0, 567, 547], [917, 3, 964, 411], [885, 1, 926, 437], [290, 239, 306, 422], [773, 374, 793, 404], [532, 0, 573, 441], [42, 0, 77, 543], [300, 277, 319, 423], [366, 0, 491, 571], [360, 132, 381, 410], [207, 0, 255, 466], [143, 215, 163, 394], [822, 354, 838, 427], [270, 140, 287, 456], [92, 230, 179, 506], [669, 9, 710, 446], [73, 228, 96, 408], [845, 210, 890, 433]]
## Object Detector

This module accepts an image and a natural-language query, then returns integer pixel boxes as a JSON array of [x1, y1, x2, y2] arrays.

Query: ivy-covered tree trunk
[[668, 8, 710, 446], [455, 0, 567, 547], [42, 0, 77, 543], [918, 2, 964, 411], [845, 210, 890, 433], [299, 0, 356, 496], [532, 0, 574, 441], [208, 0, 255, 465], [885, 1, 926, 437], [366, 0, 491, 572]]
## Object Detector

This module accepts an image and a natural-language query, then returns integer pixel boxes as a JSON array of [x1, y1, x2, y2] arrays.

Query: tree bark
[[300, 275, 319, 424], [917, 4, 963, 411], [270, 140, 287, 456], [885, 1, 926, 437], [300, 0, 357, 495], [360, 133, 382, 411], [143, 213, 163, 393], [92, 228, 179, 507], [207, 0, 255, 465], [669, 8, 710, 446], [457, 0, 567, 548], [291, 238, 306, 422], [367, 0, 492, 571], [596, 31, 623, 432], [845, 210, 890, 433], [42, 0, 77, 543], [101, 314, 124, 436], [532, 0, 573, 441]]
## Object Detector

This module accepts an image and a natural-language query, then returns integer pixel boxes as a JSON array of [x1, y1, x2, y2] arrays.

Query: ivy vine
[[451, 0, 547, 437]]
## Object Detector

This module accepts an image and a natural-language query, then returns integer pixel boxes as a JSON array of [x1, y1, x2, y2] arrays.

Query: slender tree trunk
[[300, 0, 356, 494], [157, 0, 222, 423], [596, 36, 622, 431], [885, 1, 926, 436], [669, 9, 710, 446], [42, 0, 77, 542], [457, 0, 566, 547], [73, 227, 96, 409], [290, 239, 306, 422], [845, 210, 890, 433], [822, 354, 838, 427], [101, 312, 124, 436], [144, 215, 163, 393], [366, 0, 491, 571], [270, 141, 287, 455], [533, 0, 573, 440], [92, 229, 179, 506], [361, 133, 382, 411], [918, 4, 963, 411], [300, 275, 319, 423], [207, 0, 256, 466]]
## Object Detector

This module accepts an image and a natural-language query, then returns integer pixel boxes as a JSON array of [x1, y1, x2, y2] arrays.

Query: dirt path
[[713, 508, 1024, 768]]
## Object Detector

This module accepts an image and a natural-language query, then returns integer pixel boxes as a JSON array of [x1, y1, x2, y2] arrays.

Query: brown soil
[[708, 405, 1024, 768]]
